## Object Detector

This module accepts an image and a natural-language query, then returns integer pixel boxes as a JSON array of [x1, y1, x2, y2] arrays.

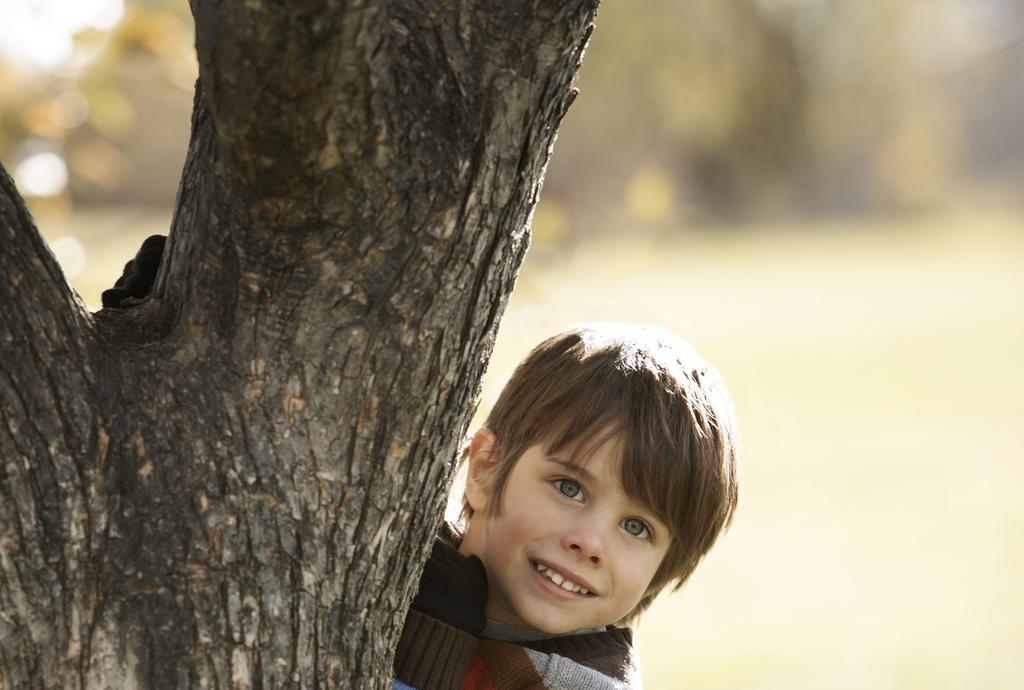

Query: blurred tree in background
[[2, 0, 1022, 245], [547, 0, 1024, 235]]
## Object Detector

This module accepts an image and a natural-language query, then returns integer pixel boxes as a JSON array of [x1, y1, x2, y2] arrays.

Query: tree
[[0, 1, 599, 687]]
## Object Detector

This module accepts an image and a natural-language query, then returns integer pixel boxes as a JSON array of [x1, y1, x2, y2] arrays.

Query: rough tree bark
[[0, 1, 599, 687]]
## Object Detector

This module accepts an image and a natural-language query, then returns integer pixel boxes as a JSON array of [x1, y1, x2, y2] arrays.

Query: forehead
[[543, 429, 621, 477]]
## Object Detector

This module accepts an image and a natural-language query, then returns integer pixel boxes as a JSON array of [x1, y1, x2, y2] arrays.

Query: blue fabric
[[392, 681, 416, 690]]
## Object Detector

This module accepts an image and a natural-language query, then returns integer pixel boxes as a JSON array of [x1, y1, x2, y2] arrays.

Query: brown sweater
[[394, 609, 639, 689]]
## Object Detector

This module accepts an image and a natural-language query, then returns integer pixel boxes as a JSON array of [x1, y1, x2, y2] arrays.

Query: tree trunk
[[0, 1, 599, 687]]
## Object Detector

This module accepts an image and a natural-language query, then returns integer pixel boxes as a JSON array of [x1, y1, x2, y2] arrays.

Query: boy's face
[[459, 431, 670, 634]]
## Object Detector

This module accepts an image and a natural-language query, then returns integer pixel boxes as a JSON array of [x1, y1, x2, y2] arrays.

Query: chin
[[530, 620, 577, 635], [520, 608, 594, 635], [530, 619, 572, 634]]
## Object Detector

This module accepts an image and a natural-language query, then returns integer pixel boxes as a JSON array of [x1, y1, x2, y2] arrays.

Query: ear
[[464, 428, 497, 513]]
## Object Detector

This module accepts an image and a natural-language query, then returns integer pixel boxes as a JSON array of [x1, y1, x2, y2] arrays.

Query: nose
[[563, 527, 604, 565]]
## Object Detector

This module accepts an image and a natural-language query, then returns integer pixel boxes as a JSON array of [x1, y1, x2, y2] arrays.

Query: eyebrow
[[545, 456, 598, 483]]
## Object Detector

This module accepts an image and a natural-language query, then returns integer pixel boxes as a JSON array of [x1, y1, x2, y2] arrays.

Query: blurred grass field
[[47, 207, 1024, 689], [486, 212, 1024, 689]]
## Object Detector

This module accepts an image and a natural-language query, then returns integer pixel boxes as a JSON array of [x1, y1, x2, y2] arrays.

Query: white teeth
[[535, 562, 589, 595]]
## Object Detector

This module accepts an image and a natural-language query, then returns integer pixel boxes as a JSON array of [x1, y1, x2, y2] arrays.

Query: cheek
[[497, 506, 545, 544], [618, 551, 663, 596], [494, 500, 566, 557]]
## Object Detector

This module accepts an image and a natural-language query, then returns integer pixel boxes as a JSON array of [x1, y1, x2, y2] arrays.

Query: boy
[[104, 244, 739, 689], [395, 325, 740, 689]]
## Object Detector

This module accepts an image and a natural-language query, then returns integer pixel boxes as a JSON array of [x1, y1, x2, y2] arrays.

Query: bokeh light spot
[[86, 0, 125, 31], [15, 151, 69, 197], [0, 0, 124, 71], [50, 236, 88, 280], [625, 166, 676, 225], [532, 200, 570, 247]]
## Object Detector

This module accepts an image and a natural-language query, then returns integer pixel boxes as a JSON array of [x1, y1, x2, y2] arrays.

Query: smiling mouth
[[532, 561, 596, 596]]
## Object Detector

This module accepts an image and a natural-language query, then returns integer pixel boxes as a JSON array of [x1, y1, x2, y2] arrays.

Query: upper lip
[[533, 558, 599, 595]]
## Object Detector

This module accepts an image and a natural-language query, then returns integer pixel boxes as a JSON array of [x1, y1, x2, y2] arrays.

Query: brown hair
[[460, 324, 740, 620]]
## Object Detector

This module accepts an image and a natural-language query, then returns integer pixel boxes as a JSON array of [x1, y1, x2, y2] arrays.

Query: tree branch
[[188, 0, 383, 202], [158, 0, 599, 361], [0, 164, 112, 688], [0, 165, 91, 331]]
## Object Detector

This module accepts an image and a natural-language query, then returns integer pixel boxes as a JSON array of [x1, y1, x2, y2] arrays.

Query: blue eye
[[621, 517, 651, 540], [554, 479, 585, 502]]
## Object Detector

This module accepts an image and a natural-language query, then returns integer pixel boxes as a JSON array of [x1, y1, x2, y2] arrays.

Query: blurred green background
[[2, 1, 1022, 688]]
